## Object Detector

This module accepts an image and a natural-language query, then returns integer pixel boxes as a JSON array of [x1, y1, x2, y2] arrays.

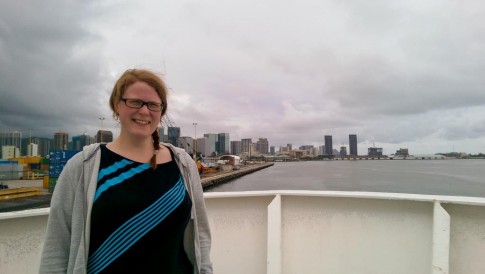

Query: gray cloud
[[0, 0, 109, 137], [1, 0, 485, 154]]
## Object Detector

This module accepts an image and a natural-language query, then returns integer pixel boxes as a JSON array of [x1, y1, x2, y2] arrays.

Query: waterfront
[[206, 159, 485, 198]]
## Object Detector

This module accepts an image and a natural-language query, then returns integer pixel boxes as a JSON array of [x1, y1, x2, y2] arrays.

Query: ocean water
[[205, 159, 485, 198]]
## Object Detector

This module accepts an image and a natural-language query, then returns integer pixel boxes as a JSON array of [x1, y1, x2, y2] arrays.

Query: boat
[[1, 190, 485, 273]]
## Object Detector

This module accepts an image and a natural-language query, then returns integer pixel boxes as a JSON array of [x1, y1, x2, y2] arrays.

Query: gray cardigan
[[39, 143, 212, 274]]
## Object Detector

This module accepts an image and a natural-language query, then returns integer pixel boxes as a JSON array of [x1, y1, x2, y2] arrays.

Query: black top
[[87, 145, 193, 274]]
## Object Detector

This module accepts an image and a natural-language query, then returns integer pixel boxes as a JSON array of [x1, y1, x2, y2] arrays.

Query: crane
[[162, 113, 175, 127]]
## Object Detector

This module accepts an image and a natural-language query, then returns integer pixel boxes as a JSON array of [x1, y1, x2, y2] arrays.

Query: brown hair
[[109, 69, 168, 169]]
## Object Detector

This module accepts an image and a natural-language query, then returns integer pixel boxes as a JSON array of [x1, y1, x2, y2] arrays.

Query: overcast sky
[[1, 0, 485, 154]]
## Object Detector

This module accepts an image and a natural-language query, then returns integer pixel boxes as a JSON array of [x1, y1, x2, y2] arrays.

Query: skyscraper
[[197, 137, 211, 157], [218, 133, 230, 154], [72, 133, 95, 151], [167, 127, 181, 146], [158, 127, 165, 141], [231, 141, 242, 155], [349, 134, 358, 156], [324, 135, 333, 155], [54, 132, 69, 150], [203, 133, 218, 155], [241, 138, 252, 153], [96, 130, 113, 144], [22, 137, 51, 157], [256, 138, 269, 154]]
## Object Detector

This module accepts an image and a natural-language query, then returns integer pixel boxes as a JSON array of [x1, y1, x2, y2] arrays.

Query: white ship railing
[[1, 191, 485, 274]]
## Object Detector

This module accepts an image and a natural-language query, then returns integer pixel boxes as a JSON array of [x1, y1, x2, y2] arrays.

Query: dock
[[201, 163, 274, 189], [0, 163, 274, 212]]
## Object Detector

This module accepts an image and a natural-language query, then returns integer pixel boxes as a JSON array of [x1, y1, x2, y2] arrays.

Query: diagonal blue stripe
[[94, 163, 151, 201], [87, 178, 186, 273], [97, 159, 132, 181]]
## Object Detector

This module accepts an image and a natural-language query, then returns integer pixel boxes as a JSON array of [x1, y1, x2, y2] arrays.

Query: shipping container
[[49, 150, 77, 162], [48, 150, 77, 178]]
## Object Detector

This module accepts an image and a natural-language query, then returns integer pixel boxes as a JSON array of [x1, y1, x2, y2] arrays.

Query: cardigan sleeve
[[188, 159, 213, 273], [38, 154, 82, 273]]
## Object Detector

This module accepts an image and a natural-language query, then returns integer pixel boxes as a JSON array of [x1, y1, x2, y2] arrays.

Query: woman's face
[[116, 81, 162, 140]]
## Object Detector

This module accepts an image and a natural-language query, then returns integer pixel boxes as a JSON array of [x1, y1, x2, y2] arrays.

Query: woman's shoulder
[[82, 143, 101, 161]]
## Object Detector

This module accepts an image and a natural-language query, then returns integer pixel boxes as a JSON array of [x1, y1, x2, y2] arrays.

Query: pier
[[201, 163, 274, 189], [0, 163, 274, 212]]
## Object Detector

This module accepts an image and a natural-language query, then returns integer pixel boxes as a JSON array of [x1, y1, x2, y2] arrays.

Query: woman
[[40, 69, 212, 274]]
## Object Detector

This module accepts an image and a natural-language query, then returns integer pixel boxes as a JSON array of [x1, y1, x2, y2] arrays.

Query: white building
[[27, 143, 38, 157], [2, 146, 20, 160]]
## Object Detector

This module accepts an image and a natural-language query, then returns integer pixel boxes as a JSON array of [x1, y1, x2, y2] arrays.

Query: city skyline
[[1, 128, 479, 157]]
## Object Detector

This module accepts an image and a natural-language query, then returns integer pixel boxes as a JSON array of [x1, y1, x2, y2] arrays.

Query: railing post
[[267, 194, 282, 274], [432, 200, 450, 274]]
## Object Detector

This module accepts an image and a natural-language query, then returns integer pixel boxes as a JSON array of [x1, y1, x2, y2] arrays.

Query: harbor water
[[205, 159, 485, 198]]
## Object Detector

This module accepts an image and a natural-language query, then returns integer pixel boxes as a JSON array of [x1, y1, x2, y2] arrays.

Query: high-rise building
[[22, 137, 52, 157], [54, 132, 69, 150], [287, 143, 292, 151], [340, 146, 347, 156], [0, 131, 22, 158], [256, 138, 269, 154], [270, 146, 275, 155], [21, 138, 29, 156], [33, 137, 51, 157], [368, 147, 383, 156], [249, 143, 256, 158], [203, 133, 218, 155], [349, 134, 358, 156], [324, 135, 333, 155], [96, 130, 113, 144], [197, 137, 211, 157], [231, 141, 242, 155], [157, 127, 168, 142], [218, 133, 230, 154], [167, 127, 181, 146], [241, 138, 252, 153], [158, 127, 165, 139], [72, 133, 95, 151], [318, 145, 325, 156]]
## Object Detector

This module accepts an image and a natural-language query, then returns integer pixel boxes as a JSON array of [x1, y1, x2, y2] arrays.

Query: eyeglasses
[[121, 98, 164, 112]]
